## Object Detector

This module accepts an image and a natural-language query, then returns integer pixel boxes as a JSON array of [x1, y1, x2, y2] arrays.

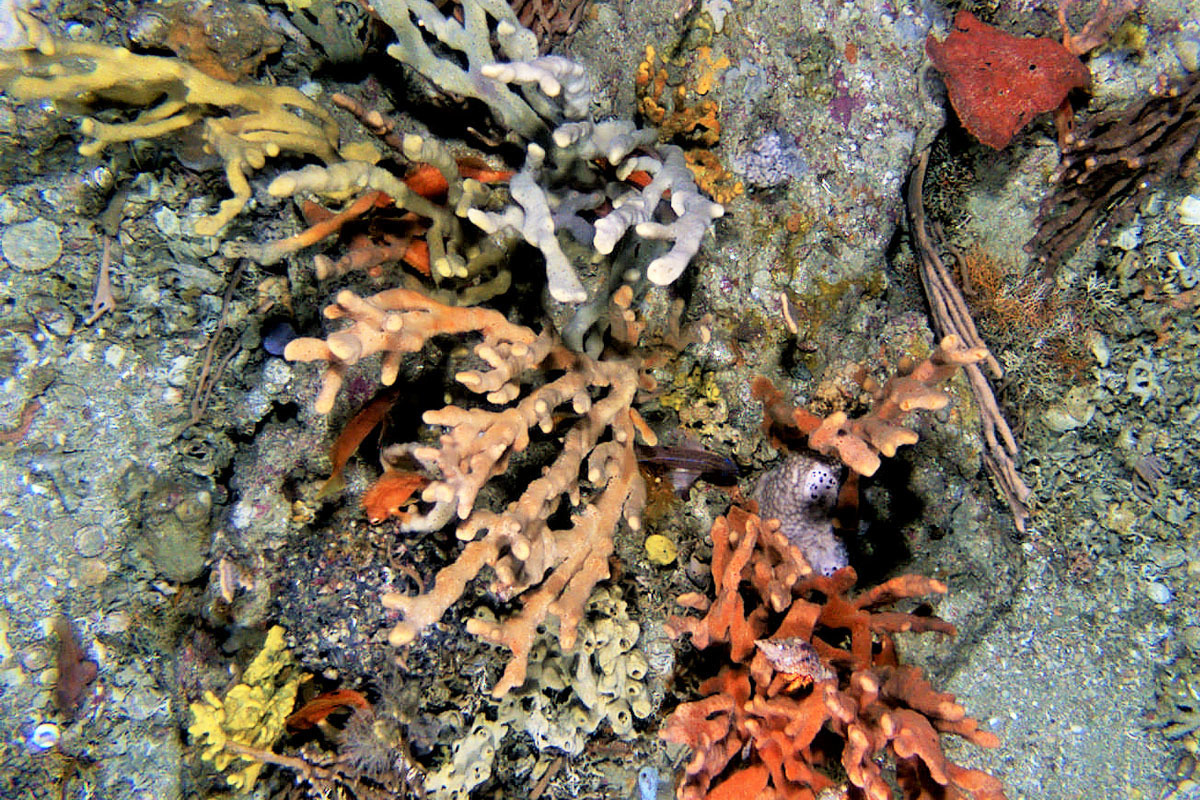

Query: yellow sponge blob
[[644, 534, 678, 566]]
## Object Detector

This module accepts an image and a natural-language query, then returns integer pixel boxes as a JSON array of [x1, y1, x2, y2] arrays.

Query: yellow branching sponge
[[187, 626, 304, 791], [0, 11, 340, 236]]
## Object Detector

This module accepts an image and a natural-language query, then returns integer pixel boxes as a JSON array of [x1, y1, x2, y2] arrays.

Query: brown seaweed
[[54, 616, 98, 720]]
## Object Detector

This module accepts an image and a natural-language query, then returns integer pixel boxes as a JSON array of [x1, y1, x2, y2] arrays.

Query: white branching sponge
[[481, 56, 591, 121], [468, 144, 590, 303]]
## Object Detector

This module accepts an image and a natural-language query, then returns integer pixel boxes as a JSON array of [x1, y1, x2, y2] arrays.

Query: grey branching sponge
[[752, 455, 847, 577], [468, 143, 590, 302], [373, 0, 549, 138], [380, 0, 723, 303], [471, 59, 723, 302]]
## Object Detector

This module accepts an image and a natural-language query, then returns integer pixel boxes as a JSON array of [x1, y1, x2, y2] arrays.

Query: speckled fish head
[[755, 454, 841, 518], [752, 454, 848, 576], [754, 637, 836, 684], [794, 455, 840, 514]]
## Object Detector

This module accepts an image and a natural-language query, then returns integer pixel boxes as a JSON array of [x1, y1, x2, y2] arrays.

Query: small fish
[[286, 688, 372, 731], [635, 444, 738, 495], [362, 469, 428, 524], [754, 637, 835, 689], [262, 319, 297, 357], [319, 386, 400, 498]]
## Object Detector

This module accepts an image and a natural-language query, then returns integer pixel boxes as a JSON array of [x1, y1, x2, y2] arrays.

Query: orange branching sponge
[[1057, 0, 1141, 57], [756, 335, 987, 477], [807, 335, 986, 476], [662, 506, 1005, 800], [667, 510, 814, 662], [384, 297, 663, 696], [926, 11, 1091, 149]]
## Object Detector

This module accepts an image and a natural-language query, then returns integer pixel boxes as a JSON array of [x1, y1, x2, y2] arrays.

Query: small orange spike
[[457, 160, 515, 184], [403, 163, 450, 199], [624, 169, 653, 188], [401, 239, 431, 276]]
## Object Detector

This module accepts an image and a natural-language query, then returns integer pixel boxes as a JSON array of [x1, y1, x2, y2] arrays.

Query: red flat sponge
[[927, 11, 1091, 149]]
